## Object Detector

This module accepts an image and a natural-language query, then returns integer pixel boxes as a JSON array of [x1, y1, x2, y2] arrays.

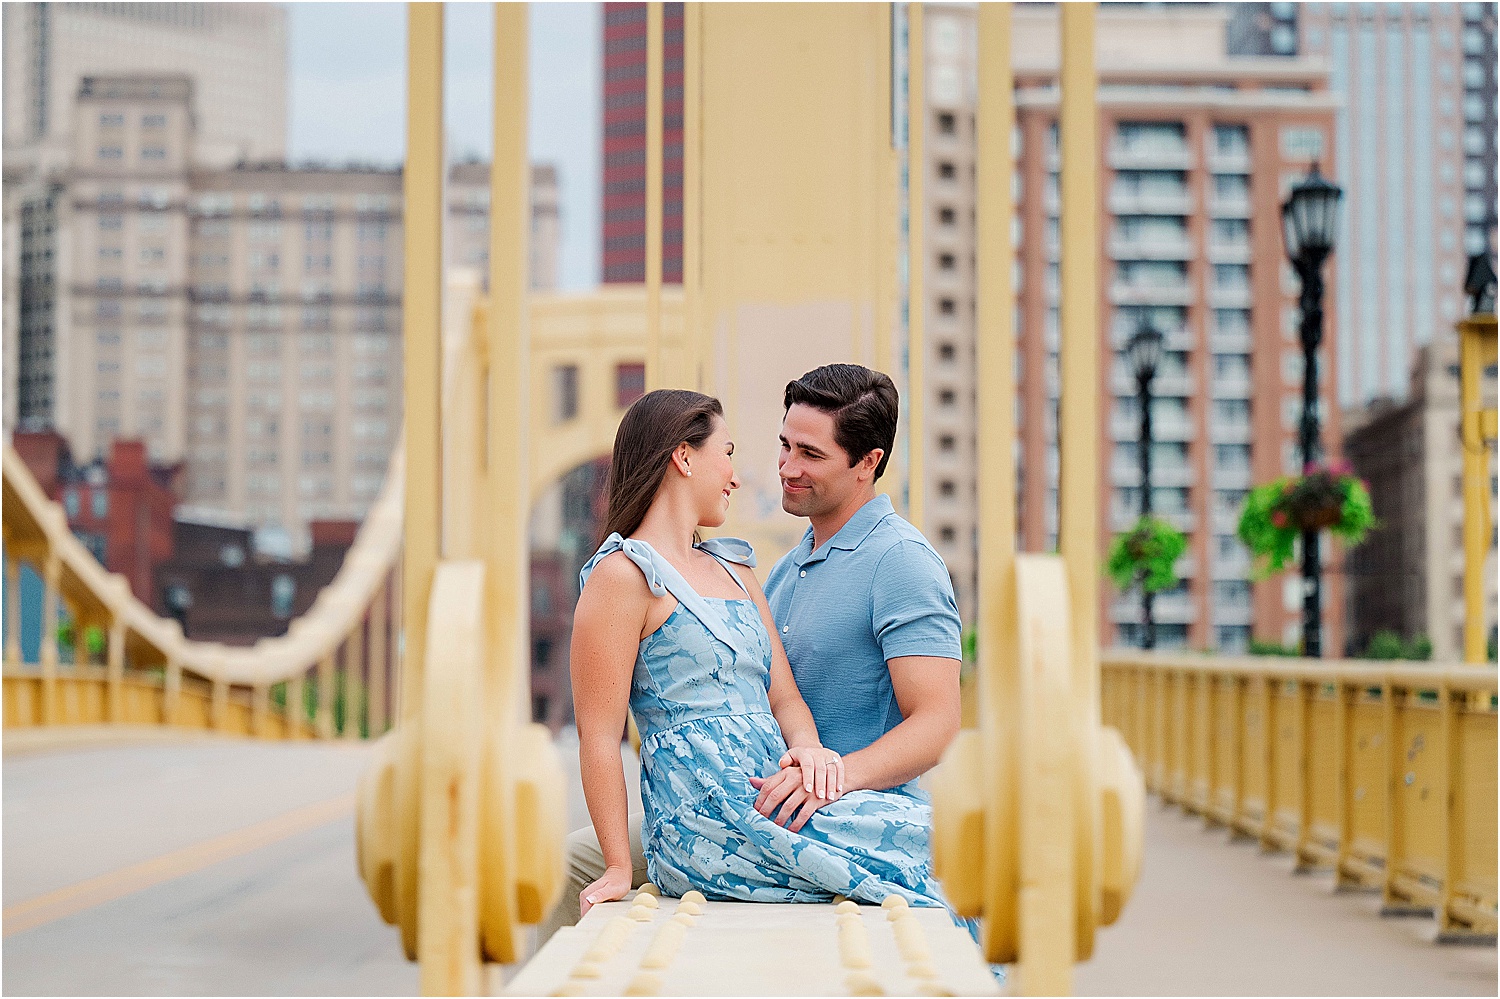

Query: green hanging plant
[[55, 622, 106, 661], [1107, 515, 1188, 594], [1238, 461, 1376, 579]]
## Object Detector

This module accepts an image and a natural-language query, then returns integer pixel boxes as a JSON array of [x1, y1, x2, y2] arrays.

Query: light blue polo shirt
[[763, 494, 962, 760]]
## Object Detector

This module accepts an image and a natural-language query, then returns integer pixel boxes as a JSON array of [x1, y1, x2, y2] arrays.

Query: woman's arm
[[572, 553, 652, 913], [733, 564, 820, 750]]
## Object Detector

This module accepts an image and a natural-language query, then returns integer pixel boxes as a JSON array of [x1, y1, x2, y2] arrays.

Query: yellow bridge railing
[[2, 439, 402, 741], [1102, 651, 1498, 942]]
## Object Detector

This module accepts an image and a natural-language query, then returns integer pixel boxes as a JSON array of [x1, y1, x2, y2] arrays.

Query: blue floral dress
[[580, 533, 948, 907]]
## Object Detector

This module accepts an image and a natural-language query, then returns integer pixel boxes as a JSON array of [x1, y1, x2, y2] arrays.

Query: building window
[[99, 113, 125, 128], [98, 146, 124, 161], [534, 637, 553, 668], [142, 113, 167, 128], [615, 362, 645, 409], [141, 147, 167, 161], [92, 490, 109, 519], [64, 488, 80, 518], [937, 161, 956, 180], [936, 111, 957, 135]]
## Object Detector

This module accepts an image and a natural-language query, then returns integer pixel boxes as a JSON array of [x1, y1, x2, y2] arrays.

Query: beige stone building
[[1344, 334, 1498, 661], [1, 3, 287, 170], [447, 160, 562, 293], [7, 72, 561, 555], [918, 4, 1344, 651]]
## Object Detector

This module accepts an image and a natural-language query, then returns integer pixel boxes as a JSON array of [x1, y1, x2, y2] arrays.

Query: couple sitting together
[[542, 362, 963, 938]]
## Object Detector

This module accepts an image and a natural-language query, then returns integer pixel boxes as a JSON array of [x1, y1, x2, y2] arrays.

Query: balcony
[[1207, 241, 1252, 265], [1108, 145, 1195, 172], [1210, 465, 1252, 490], [1107, 189, 1193, 216], [1209, 331, 1252, 353], [1211, 602, 1254, 626], [1205, 149, 1252, 175], [1208, 286, 1253, 309], [1109, 282, 1195, 307], [1111, 462, 1193, 489], [1111, 370, 1196, 398], [1208, 195, 1251, 218], [1212, 375, 1252, 399], [1211, 551, 1252, 580], [1209, 420, 1252, 445], [1110, 591, 1196, 624], [1109, 235, 1194, 261], [1110, 412, 1195, 443]]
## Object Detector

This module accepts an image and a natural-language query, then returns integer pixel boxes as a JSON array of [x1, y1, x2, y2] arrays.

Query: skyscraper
[[919, 3, 1344, 652], [600, 2, 684, 284], [1299, 3, 1499, 407]]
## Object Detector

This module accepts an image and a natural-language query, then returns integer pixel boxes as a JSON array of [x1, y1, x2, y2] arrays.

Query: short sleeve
[[870, 540, 963, 662]]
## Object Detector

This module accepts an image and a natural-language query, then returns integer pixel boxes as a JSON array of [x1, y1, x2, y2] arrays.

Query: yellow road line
[[3, 791, 356, 937]]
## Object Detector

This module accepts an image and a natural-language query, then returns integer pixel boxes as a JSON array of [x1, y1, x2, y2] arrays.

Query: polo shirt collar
[[796, 493, 894, 566]]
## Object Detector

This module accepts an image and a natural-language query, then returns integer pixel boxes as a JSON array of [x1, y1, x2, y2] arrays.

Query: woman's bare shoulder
[[581, 551, 651, 601]]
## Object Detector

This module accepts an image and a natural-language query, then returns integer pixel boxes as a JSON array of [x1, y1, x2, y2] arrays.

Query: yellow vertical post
[[317, 651, 335, 739], [402, 2, 443, 729], [252, 684, 270, 738], [645, 1, 665, 388], [212, 677, 230, 732], [163, 656, 181, 726], [286, 672, 306, 739], [369, 582, 388, 737], [1458, 316, 1496, 663], [482, 0, 531, 968], [683, 1, 703, 391], [975, 0, 1017, 969], [396, 8, 440, 961], [39, 549, 60, 724], [4, 554, 20, 668], [106, 617, 125, 723], [1058, 0, 1100, 965], [907, 1, 926, 531], [345, 618, 365, 740]]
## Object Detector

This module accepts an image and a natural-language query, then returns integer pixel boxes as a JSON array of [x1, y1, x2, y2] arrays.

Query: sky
[[286, 2, 602, 290]]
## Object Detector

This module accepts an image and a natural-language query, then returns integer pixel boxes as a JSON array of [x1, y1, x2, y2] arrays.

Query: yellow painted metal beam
[[907, 1, 926, 531], [974, 0, 1017, 968], [645, 1, 665, 388], [1058, 0, 1101, 969], [1458, 315, 1497, 663], [402, 1, 444, 728]]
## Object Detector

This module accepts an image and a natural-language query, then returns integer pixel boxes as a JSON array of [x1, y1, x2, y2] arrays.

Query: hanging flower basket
[[1107, 516, 1188, 595], [1238, 462, 1376, 578]]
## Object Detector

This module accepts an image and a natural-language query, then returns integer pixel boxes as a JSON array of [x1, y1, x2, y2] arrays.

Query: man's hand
[[579, 863, 633, 917], [749, 746, 843, 832]]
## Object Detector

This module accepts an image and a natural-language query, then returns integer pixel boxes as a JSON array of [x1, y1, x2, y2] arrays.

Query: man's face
[[778, 403, 873, 519]]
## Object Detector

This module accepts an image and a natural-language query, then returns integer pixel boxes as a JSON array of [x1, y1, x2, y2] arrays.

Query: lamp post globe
[[1281, 163, 1343, 658]]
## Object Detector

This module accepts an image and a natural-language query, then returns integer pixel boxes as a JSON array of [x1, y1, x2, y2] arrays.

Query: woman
[[571, 388, 946, 912]]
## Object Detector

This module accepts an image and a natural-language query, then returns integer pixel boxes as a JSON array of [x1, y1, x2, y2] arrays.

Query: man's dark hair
[[783, 364, 899, 480]]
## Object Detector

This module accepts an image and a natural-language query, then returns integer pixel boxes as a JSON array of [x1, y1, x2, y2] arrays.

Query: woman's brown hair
[[601, 388, 724, 542]]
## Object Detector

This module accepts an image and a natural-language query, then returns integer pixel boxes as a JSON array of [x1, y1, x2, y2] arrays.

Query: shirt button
[[799, 570, 807, 577], [782, 625, 789, 634]]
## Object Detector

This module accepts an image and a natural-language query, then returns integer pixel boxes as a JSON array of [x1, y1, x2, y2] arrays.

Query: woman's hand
[[748, 746, 844, 832], [781, 745, 844, 802], [579, 864, 633, 917]]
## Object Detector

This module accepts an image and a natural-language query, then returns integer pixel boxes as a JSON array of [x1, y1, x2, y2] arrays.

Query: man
[[754, 363, 963, 828], [539, 362, 962, 941]]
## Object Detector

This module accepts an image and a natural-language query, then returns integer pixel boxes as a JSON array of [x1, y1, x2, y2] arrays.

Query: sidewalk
[[1074, 803, 1498, 996]]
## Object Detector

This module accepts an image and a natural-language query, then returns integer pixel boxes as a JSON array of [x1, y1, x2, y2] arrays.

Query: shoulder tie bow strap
[[580, 533, 759, 655]]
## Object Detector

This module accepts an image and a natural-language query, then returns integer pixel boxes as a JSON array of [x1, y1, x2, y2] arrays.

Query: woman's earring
[[686, 469, 692, 477]]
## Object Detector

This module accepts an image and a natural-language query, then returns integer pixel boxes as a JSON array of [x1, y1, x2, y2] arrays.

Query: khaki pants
[[536, 812, 649, 946]]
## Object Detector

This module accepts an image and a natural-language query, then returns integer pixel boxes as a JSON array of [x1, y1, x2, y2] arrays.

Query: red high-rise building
[[601, 2, 684, 283]]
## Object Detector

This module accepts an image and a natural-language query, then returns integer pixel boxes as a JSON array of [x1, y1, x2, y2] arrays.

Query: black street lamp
[[1125, 315, 1165, 649], [1281, 162, 1343, 658]]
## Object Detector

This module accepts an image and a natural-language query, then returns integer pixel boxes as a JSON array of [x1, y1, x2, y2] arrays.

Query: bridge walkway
[[2, 735, 1492, 996]]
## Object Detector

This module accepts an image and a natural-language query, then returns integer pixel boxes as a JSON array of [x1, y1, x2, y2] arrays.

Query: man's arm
[[840, 654, 961, 792]]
